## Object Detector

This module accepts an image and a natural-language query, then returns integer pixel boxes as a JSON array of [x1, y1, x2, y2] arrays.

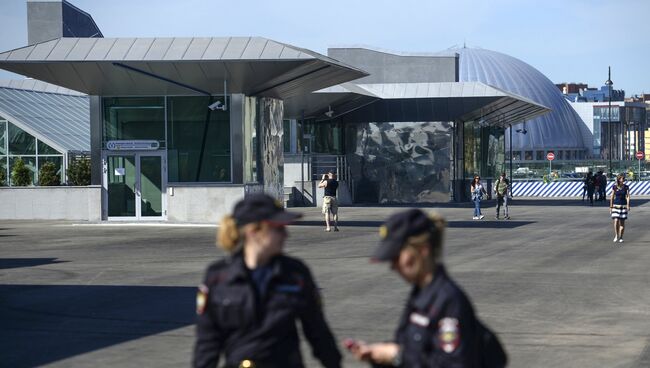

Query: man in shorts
[[318, 171, 339, 232]]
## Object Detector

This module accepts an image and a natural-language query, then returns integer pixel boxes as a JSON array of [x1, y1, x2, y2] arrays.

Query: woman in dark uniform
[[610, 174, 631, 243], [344, 209, 506, 367], [193, 194, 341, 368]]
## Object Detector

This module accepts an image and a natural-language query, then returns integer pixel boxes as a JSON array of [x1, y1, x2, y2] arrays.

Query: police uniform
[[372, 209, 506, 368], [193, 194, 342, 368], [393, 265, 480, 367]]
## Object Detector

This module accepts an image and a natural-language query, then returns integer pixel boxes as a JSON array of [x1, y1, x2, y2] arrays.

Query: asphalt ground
[[1, 198, 649, 367]]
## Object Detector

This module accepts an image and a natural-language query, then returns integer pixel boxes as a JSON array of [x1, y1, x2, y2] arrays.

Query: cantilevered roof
[[285, 81, 550, 126], [0, 37, 367, 98], [0, 83, 89, 153]]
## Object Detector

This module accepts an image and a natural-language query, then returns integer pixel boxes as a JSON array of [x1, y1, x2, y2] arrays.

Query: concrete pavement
[[1, 199, 649, 367]]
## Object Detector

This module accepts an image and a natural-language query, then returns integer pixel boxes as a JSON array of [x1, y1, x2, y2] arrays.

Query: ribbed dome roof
[[452, 47, 590, 152]]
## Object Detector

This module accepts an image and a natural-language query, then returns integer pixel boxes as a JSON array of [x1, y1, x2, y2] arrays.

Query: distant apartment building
[[558, 82, 625, 103]]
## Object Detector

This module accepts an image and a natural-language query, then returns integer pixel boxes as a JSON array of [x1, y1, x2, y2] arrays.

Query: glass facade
[[102, 96, 231, 183], [0, 118, 64, 186], [166, 96, 230, 182], [463, 121, 505, 179]]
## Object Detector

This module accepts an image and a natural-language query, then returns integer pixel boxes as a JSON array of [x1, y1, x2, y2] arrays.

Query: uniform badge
[[409, 312, 430, 327], [196, 284, 208, 315], [379, 225, 388, 239], [438, 317, 460, 353]]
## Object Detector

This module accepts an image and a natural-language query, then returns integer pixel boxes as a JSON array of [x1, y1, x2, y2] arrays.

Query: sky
[[0, 0, 648, 95]]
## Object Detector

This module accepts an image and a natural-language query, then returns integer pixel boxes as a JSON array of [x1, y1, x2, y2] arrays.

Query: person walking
[[344, 209, 507, 367], [610, 174, 631, 243], [585, 172, 595, 206], [494, 172, 511, 219], [193, 194, 342, 368], [470, 175, 487, 220], [598, 172, 607, 201], [318, 171, 339, 232]]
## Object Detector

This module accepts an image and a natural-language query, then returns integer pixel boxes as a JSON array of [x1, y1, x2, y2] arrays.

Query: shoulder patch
[[196, 284, 209, 315], [438, 317, 460, 353]]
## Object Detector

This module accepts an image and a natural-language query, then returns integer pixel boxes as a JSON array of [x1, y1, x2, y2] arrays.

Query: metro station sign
[[106, 140, 160, 151]]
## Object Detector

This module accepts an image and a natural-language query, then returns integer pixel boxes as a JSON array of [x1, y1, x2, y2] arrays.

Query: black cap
[[233, 194, 302, 226], [373, 209, 435, 262]]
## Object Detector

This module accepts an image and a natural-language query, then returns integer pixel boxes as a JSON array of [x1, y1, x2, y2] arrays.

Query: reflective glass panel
[[38, 140, 60, 155], [140, 156, 162, 217], [107, 155, 136, 217], [8, 123, 36, 155], [9, 156, 36, 185], [167, 96, 230, 182], [103, 97, 165, 144]]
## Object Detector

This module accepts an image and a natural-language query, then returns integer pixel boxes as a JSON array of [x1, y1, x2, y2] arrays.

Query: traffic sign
[[635, 151, 644, 160], [546, 152, 555, 161]]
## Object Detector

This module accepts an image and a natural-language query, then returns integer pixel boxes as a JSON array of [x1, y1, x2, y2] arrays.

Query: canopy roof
[[285, 82, 550, 126], [0, 37, 367, 98]]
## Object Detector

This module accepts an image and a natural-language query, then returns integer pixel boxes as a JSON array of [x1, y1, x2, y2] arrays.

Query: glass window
[[8, 122, 36, 155], [0, 156, 6, 186], [9, 156, 36, 185], [525, 151, 533, 160], [167, 96, 231, 182], [283, 119, 291, 153], [38, 140, 61, 155], [38, 156, 63, 184], [536, 151, 544, 160], [0, 121, 6, 155], [103, 97, 165, 144]]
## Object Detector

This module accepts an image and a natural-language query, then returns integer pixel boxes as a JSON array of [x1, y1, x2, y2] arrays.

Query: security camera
[[208, 101, 227, 111], [516, 128, 528, 134], [324, 106, 334, 118]]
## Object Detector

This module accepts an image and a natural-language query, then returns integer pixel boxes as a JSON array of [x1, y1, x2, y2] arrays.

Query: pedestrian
[[598, 172, 607, 201], [594, 171, 601, 201], [494, 172, 511, 219], [581, 173, 588, 202], [318, 171, 339, 232], [470, 175, 487, 220], [585, 172, 595, 206], [610, 174, 631, 243], [344, 209, 507, 367], [193, 194, 342, 368]]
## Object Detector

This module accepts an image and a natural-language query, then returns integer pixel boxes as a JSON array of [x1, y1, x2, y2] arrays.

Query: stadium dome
[[451, 47, 591, 155]]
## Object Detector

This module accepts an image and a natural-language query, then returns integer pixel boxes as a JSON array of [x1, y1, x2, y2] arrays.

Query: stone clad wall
[[259, 98, 284, 200]]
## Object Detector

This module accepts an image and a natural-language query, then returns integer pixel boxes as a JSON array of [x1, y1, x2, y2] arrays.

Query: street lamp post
[[605, 66, 613, 176]]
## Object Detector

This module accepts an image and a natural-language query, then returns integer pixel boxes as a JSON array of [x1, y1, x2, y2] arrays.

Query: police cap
[[373, 209, 436, 262]]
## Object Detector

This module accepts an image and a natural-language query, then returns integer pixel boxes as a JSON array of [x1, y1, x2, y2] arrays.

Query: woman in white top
[[470, 175, 487, 220]]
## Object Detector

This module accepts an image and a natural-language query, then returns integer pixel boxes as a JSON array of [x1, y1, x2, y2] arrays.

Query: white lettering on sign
[[106, 140, 159, 151], [114, 168, 125, 176]]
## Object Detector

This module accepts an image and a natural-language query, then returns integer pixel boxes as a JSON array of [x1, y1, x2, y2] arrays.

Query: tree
[[39, 161, 61, 186], [67, 158, 91, 186], [11, 158, 32, 186]]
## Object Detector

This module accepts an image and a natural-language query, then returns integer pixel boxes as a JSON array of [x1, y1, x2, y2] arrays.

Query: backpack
[[476, 319, 508, 368]]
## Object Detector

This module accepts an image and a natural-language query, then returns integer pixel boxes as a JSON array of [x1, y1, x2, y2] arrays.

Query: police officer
[[193, 194, 342, 368], [345, 209, 506, 367]]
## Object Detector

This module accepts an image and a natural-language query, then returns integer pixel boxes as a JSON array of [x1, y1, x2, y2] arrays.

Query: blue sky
[[1, 0, 648, 95]]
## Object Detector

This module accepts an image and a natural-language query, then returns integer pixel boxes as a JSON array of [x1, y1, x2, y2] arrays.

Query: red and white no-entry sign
[[635, 151, 644, 160], [546, 152, 555, 161]]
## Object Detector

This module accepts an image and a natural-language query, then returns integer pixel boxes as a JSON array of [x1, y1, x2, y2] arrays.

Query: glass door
[[105, 152, 166, 220]]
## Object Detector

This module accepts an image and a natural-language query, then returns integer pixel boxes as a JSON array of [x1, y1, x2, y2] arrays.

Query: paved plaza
[[1, 199, 650, 368]]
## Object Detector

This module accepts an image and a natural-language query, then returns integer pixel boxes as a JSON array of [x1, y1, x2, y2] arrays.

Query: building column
[[258, 97, 284, 200]]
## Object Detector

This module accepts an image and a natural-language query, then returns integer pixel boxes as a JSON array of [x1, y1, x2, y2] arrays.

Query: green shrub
[[39, 161, 61, 186], [0, 167, 6, 186], [67, 158, 91, 186], [11, 158, 32, 186]]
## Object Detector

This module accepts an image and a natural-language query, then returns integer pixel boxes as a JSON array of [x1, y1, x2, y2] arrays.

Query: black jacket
[[393, 265, 481, 367], [193, 252, 341, 368]]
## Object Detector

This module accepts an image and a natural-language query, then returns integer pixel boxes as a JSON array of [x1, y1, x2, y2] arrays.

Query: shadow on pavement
[[0, 284, 195, 368], [0, 258, 68, 269], [294, 220, 534, 229]]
